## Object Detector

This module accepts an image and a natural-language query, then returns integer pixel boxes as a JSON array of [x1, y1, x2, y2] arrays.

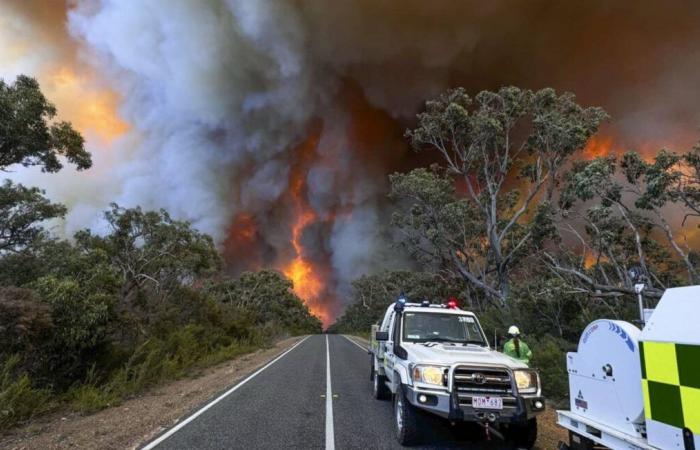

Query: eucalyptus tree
[[0, 75, 90, 254], [401, 86, 607, 305], [551, 148, 700, 298]]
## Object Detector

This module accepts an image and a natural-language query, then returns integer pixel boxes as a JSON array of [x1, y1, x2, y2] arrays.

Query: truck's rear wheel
[[506, 418, 537, 449], [371, 363, 390, 400], [394, 385, 421, 446]]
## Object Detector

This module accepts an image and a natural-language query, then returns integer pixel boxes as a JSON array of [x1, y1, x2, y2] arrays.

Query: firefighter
[[503, 325, 533, 365]]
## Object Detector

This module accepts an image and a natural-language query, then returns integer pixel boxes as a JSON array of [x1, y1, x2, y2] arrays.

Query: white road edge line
[[141, 335, 310, 450], [325, 335, 335, 450], [342, 335, 368, 352]]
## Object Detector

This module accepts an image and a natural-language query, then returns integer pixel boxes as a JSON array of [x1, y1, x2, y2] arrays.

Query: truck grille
[[452, 366, 515, 406]]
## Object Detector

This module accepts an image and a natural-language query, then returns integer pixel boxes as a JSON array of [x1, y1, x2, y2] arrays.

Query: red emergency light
[[447, 297, 458, 309]]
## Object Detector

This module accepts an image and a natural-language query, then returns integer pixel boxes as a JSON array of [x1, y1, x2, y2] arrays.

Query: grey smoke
[[5, 0, 700, 319]]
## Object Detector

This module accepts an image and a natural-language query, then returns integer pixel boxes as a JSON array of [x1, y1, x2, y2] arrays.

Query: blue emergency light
[[394, 294, 407, 312]]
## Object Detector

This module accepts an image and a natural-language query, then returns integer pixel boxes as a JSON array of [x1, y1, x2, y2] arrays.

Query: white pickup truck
[[369, 297, 545, 447]]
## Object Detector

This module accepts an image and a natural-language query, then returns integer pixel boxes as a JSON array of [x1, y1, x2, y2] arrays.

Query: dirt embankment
[[0, 337, 303, 450]]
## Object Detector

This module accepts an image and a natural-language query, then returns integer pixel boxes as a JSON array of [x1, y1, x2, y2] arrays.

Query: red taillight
[[447, 298, 458, 309]]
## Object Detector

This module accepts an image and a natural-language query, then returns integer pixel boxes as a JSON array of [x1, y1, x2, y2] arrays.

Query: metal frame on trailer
[[557, 410, 657, 450]]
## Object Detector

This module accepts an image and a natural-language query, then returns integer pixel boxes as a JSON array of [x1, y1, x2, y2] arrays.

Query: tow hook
[[477, 420, 505, 441]]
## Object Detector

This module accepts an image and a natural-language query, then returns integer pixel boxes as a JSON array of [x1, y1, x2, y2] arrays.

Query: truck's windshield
[[402, 312, 487, 345]]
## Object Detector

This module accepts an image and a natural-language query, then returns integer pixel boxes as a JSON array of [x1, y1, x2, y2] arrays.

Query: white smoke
[[5, 0, 700, 317], [61, 0, 417, 312], [66, 0, 321, 238]]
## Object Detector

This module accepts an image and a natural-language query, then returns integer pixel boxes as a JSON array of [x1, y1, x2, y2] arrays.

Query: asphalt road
[[141, 334, 521, 450]]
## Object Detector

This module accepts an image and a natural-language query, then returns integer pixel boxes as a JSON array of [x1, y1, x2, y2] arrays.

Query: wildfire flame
[[583, 135, 616, 159], [582, 133, 686, 163], [281, 129, 331, 326], [284, 209, 324, 311]]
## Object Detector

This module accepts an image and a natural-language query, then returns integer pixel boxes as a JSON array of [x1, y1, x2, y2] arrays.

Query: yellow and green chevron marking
[[640, 341, 700, 433]]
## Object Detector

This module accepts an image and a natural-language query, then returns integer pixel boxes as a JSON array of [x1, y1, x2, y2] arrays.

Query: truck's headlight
[[412, 365, 446, 386], [514, 370, 539, 394]]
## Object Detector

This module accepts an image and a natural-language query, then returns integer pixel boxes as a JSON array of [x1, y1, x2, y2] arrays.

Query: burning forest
[[3, 0, 700, 326], [4, 3, 700, 446]]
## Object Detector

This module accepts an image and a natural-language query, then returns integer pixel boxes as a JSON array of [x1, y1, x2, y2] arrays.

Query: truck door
[[378, 311, 393, 361], [385, 311, 397, 385]]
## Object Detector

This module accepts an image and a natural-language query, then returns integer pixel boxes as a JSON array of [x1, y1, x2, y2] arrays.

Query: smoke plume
[[3, 0, 700, 324]]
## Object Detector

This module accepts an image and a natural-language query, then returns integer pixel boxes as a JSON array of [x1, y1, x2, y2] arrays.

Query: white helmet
[[508, 325, 520, 336]]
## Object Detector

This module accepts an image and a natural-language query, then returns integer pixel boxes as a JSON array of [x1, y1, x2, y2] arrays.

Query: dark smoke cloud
[[5, 0, 700, 318]]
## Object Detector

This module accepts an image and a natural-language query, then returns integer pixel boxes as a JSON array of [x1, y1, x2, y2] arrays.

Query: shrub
[[69, 325, 263, 414], [32, 276, 115, 388], [0, 356, 52, 430], [68, 383, 118, 415], [0, 287, 53, 361], [530, 336, 572, 403]]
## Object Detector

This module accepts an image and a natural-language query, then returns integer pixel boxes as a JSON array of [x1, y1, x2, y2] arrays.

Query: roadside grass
[[0, 356, 54, 430], [0, 325, 272, 430], [68, 325, 266, 414]]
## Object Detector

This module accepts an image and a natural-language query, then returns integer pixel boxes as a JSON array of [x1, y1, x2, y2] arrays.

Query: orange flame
[[582, 133, 685, 163], [583, 135, 616, 159], [284, 209, 323, 306], [281, 129, 331, 326]]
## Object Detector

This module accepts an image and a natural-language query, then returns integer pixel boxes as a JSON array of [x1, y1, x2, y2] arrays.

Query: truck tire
[[371, 363, 390, 400], [394, 385, 421, 446], [507, 418, 537, 450]]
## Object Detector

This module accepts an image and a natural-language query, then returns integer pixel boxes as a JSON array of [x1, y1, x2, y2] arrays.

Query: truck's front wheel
[[506, 418, 537, 449], [394, 385, 421, 446], [371, 362, 390, 400]]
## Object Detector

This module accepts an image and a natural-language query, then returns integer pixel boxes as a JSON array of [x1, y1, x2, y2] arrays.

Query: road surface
[[141, 334, 523, 449]]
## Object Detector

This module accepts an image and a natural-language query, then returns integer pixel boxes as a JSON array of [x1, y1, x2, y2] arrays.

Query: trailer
[[558, 286, 700, 450]]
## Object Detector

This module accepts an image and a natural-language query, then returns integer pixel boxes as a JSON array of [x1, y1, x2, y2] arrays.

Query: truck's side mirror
[[375, 331, 389, 341]]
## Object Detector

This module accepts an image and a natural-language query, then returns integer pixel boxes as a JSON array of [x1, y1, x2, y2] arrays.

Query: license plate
[[472, 396, 503, 410]]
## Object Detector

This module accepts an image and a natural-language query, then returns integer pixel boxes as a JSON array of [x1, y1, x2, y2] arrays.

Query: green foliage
[[681, 144, 700, 216], [529, 336, 572, 402], [69, 324, 262, 414], [0, 75, 90, 172], [560, 156, 619, 207], [403, 86, 607, 304], [389, 166, 482, 270], [0, 75, 318, 430], [329, 270, 463, 333], [0, 238, 85, 287], [205, 270, 322, 335], [0, 180, 67, 253], [0, 264, 314, 428], [34, 276, 114, 350], [68, 382, 118, 415], [75, 204, 221, 310], [558, 148, 700, 291], [0, 356, 52, 429], [31, 275, 115, 387], [0, 200, 316, 429], [334, 87, 700, 404]]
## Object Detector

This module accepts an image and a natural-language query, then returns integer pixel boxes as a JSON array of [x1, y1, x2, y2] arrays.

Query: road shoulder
[[0, 336, 304, 450]]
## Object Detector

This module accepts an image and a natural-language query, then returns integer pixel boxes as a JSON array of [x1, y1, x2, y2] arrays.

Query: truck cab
[[369, 298, 545, 447]]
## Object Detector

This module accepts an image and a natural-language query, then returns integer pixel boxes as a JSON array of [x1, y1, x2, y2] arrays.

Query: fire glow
[[283, 209, 325, 320], [46, 67, 128, 142], [281, 131, 332, 326], [6, 1, 700, 327]]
